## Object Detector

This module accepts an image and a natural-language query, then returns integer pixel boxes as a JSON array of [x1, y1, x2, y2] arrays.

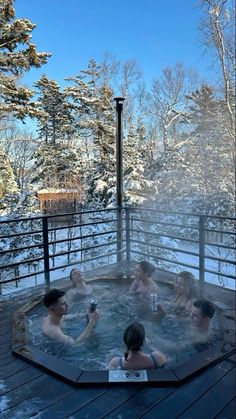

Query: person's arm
[[152, 350, 166, 367], [129, 278, 138, 292], [61, 312, 82, 324], [107, 357, 119, 369], [74, 310, 99, 346], [42, 326, 75, 345]]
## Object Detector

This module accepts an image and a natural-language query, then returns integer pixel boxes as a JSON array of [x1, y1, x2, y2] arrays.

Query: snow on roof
[[38, 188, 79, 194]]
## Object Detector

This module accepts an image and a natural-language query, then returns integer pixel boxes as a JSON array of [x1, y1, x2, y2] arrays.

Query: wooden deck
[[0, 270, 235, 419]]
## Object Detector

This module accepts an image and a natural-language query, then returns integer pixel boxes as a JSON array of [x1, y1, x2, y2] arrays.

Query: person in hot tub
[[129, 261, 159, 296], [155, 271, 198, 317], [107, 321, 166, 370], [42, 289, 99, 346], [148, 299, 216, 355], [66, 268, 93, 301]]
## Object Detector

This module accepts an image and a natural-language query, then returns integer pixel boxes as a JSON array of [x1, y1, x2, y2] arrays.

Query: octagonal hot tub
[[12, 272, 235, 385]]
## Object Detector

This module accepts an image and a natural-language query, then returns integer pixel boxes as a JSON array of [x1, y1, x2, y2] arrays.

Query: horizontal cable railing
[[125, 207, 235, 289], [0, 206, 235, 294]]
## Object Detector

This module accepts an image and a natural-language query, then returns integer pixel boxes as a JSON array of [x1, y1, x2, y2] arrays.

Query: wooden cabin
[[37, 188, 82, 223]]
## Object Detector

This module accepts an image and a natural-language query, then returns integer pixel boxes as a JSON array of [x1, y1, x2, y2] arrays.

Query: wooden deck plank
[[37, 388, 110, 418], [215, 397, 236, 418], [177, 368, 236, 418], [0, 359, 29, 379], [0, 352, 16, 367], [140, 359, 234, 419], [61, 387, 140, 419], [101, 387, 175, 419], [0, 342, 11, 356], [1, 381, 75, 419], [0, 374, 58, 412], [0, 366, 44, 396]]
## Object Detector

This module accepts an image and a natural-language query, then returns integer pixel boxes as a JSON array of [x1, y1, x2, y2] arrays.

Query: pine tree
[[0, 147, 19, 211], [34, 75, 75, 143], [31, 142, 82, 191], [0, 0, 50, 120], [65, 60, 116, 207], [123, 125, 157, 205]]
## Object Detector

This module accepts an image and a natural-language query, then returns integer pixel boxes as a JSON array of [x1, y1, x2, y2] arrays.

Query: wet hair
[[69, 268, 78, 281], [176, 271, 197, 298], [123, 322, 145, 361], [43, 289, 65, 308], [138, 261, 155, 276], [193, 299, 215, 319]]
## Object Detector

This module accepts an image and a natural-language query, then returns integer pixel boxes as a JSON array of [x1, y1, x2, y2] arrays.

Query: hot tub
[[12, 273, 235, 385]]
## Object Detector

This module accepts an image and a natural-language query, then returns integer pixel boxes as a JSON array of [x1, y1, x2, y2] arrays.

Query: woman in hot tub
[[107, 321, 166, 370], [129, 261, 159, 296], [66, 268, 93, 302]]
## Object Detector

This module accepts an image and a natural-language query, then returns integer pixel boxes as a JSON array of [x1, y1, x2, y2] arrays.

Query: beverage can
[[89, 298, 97, 313]]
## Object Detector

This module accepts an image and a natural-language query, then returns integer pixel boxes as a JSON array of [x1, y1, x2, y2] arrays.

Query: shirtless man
[[148, 299, 215, 353], [42, 289, 99, 346], [190, 299, 215, 343]]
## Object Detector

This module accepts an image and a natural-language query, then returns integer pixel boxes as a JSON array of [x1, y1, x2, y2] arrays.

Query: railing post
[[42, 216, 50, 289], [114, 97, 125, 263], [199, 215, 205, 296], [125, 208, 131, 262]]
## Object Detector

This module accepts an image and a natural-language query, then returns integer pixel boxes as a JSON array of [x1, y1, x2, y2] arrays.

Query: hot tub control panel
[[109, 369, 148, 382]]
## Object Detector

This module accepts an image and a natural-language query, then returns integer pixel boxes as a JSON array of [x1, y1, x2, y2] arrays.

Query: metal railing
[[0, 206, 235, 293], [125, 207, 235, 293]]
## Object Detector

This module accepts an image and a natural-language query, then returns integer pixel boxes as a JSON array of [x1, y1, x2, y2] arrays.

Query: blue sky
[[15, 0, 214, 90]]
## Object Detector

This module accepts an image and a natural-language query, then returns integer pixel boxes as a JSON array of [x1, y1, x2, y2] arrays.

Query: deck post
[[199, 215, 205, 296], [114, 97, 125, 263], [125, 207, 131, 262], [42, 216, 50, 289]]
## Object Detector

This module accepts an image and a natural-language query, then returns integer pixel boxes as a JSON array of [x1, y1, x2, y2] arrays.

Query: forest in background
[[0, 0, 235, 218]]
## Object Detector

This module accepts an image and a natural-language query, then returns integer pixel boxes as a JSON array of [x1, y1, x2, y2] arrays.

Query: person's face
[[53, 296, 68, 316], [134, 264, 145, 281], [71, 269, 83, 286], [191, 306, 204, 328], [175, 276, 187, 296]]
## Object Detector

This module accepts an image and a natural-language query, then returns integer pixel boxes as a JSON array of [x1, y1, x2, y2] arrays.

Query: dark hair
[[69, 268, 77, 281], [43, 289, 65, 308], [123, 322, 145, 361], [176, 271, 197, 298], [193, 299, 215, 319], [138, 261, 155, 276]]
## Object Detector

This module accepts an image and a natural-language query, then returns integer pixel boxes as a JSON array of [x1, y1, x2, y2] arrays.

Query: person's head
[[135, 261, 155, 281], [43, 289, 68, 316], [123, 321, 145, 360], [175, 271, 196, 298], [191, 299, 215, 330], [70, 268, 84, 287]]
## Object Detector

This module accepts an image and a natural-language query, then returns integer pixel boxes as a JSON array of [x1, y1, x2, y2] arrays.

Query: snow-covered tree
[[34, 75, 75, 143], [147, 84, 234, 215], [0, 0, 50, 120], [0, 147, 19, 211], [31, 142, 83, 191], [123, 125, 157, 205], [65, 60, 116, 207], [198, 0, 235, 142], [150, 63, 198, 151]]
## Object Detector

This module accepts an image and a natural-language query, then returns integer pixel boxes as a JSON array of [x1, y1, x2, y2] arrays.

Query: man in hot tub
[[42, 289, 99, 346], [148, 299, 216, 354], [190, 299, 215, 346]]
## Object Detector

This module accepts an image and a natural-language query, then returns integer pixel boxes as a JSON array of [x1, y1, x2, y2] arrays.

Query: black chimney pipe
[[114, 97, 125, 263]]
